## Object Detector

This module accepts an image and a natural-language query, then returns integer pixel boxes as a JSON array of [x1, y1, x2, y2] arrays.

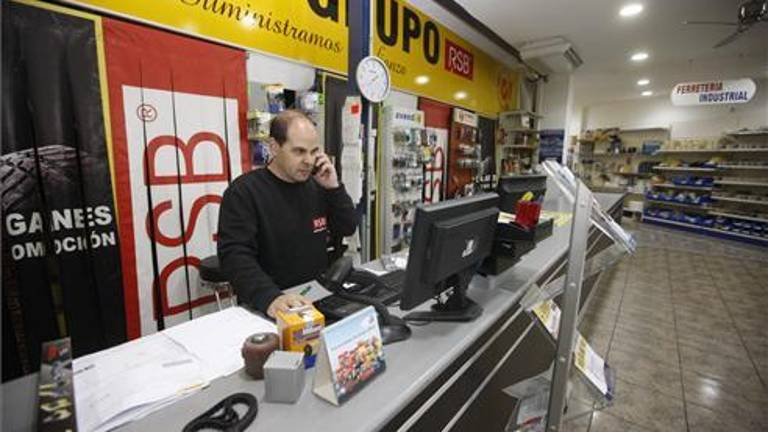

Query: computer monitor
[[399, 193, 500, 322], [497, 174, 547, 213]]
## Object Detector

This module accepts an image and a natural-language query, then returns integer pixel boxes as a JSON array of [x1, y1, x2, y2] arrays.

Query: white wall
[[582, 79, 768, 138], [539, 73, 570, 130]]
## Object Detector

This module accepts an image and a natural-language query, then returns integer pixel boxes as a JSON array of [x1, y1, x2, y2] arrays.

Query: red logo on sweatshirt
[[312, 216, 327, 233]]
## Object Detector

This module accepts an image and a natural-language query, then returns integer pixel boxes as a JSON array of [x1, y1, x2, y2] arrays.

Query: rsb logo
[[445, 39, 473, 80]]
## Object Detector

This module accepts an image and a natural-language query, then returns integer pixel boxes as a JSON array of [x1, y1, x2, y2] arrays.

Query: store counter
[[2, 193, 624, 432]]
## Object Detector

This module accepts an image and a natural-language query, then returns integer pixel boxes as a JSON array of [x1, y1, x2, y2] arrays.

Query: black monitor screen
[[400, 193, 499, 313]]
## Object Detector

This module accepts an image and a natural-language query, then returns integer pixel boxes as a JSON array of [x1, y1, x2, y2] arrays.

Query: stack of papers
[[164, 306, 277, 381], [73, 307, 277, 431], [73, 333, 208, 432]]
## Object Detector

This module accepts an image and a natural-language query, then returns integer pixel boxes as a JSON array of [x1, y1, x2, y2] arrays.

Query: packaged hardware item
[[276, 305, 325, 368]]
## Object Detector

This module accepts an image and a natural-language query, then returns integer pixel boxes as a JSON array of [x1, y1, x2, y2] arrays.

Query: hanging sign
[[453, 108, 478, 127], [671, 78, 756, 106]]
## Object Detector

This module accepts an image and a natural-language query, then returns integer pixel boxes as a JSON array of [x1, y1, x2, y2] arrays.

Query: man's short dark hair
[[269, 109, 314, 145]]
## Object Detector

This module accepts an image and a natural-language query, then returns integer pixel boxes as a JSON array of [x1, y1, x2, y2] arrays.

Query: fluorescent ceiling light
[[454, 91, 468, 100], [620, 4, 644, 17], [415, 75, 430, 85], [631, 52, 649, 62], [642, 90, 653, 96], [637, 79, 650, 86]]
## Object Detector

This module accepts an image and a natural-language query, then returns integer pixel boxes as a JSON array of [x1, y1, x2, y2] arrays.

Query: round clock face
[[356, 56, 391, 103]]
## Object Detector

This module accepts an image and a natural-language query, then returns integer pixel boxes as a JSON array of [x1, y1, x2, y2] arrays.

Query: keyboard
[[314, 269, 406, 321]]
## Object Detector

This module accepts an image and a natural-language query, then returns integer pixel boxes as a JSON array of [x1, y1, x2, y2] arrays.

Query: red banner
[[103, 19, 249, 338]]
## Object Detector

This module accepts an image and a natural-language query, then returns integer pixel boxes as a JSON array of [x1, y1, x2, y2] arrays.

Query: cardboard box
[[276, 305, 325, 368]]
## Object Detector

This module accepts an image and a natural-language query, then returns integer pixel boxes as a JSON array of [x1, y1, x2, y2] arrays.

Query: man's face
[[269, 118, 320, 183]]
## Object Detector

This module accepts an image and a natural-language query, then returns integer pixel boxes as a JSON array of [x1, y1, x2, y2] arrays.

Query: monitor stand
[[403, 269, 482, 322]]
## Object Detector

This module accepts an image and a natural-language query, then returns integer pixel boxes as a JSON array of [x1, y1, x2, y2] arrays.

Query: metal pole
[[545, 181, 593, 431], [348, 0, 372, 262]]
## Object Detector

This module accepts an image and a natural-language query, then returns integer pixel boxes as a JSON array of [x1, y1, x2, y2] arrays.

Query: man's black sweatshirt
[[217, 168, 357, 313]]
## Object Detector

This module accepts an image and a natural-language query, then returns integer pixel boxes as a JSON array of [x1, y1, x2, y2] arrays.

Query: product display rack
[[447, 108, 482, 198], [379, 106, 428, 254], [502, 173, 632, 432], [497, 110, 543, 176], [576, 127, 669, 217], [644, 129, 768, 246]]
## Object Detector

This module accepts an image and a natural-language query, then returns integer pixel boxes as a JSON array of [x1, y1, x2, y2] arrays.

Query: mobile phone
[[311, 157, 321, 176]]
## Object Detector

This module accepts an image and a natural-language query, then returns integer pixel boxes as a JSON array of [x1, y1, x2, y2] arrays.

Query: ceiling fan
[[683, 0, 768, 48]]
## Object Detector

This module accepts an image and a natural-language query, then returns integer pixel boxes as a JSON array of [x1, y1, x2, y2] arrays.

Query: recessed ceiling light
[[631, 52, 649, 62], [637, 79, 650, 86], [415, 75, 430, 85], [620, 4, 644, 17], [454, 91, 468, 100], [642, 90, 653, 96]]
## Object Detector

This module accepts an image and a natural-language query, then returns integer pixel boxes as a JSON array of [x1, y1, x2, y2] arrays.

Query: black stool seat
[[200, 255, 228, 283]]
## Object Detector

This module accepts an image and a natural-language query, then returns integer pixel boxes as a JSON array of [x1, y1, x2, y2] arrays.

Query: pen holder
[[515, 201, 542, 230]]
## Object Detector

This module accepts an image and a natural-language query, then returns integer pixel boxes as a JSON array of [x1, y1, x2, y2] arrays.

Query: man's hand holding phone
[[312, 153, 339, 189]]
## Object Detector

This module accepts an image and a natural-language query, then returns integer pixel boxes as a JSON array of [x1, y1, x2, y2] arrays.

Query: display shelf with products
[[653, 166, 719, 172], [379, 106, 429, 253], [497, 110, 542, 176], [641, 131, 768, 246], [725, 128, 768, 137], [711, 195, 768, 206], [644, 216, 768, 246], [576, 127, 669, 217], [715, 180, 768, 187], [652, 183, 713, 191]]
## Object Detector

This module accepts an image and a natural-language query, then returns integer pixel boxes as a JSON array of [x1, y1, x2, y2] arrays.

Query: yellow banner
[[373, 0, 518, 115], [63, 0, 349, 72], [64, 0, 518, 115]]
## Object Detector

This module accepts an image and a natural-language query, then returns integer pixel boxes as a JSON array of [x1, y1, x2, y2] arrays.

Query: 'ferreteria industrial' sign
[[671, 78, 756, 106]]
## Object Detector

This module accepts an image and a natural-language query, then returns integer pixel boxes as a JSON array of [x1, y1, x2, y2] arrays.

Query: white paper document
[[73, 333, 209, 432], [73, 307, 276, 431], [532, 300, 562, 339], [573, 334, 609, 395], [163, 306, 277, 381]]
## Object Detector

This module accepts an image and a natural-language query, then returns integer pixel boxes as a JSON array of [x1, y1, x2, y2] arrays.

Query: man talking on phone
[[218, 110, 357, 318]]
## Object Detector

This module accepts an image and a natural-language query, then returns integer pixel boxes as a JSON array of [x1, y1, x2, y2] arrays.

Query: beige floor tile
[[609, 332, 680, 369], [676, 327, 749, 358], [606, 346, 683, 399], [682, 369, 768, 415], [614, 317, 677, 343], [588, 411, 651, 432], [686, 402, 766, 432], [596, 379, 686, 432], [679, 344, 761, 383], [619, 303, 676, 326]]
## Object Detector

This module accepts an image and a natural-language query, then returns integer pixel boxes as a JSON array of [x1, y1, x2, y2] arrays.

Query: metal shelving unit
[[643, 130, 768, 246], [645, 199, 711, 210], [651, 183, 713, 191], [711, 196, 768, 206], [498, 110, 542, 175], [644, 216, 768, 246], [653, 166, 718, 172], [655, 148, 768, 154], [715, 180, 768, 187]]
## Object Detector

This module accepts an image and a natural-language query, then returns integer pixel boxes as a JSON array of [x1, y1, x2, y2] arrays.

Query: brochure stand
[[504, 164, 634, 432]]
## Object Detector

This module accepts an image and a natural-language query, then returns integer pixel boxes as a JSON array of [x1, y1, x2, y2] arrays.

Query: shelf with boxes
[[576, 126, 669, 216], [497, 110, 542, 176], [642, 128, 768, 246]]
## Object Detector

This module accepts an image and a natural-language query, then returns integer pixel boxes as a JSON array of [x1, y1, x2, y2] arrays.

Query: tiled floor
[[564, 220, 768, 432]]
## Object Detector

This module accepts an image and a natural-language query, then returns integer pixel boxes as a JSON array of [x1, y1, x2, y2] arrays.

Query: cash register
[[480, 174, 553, 275]]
